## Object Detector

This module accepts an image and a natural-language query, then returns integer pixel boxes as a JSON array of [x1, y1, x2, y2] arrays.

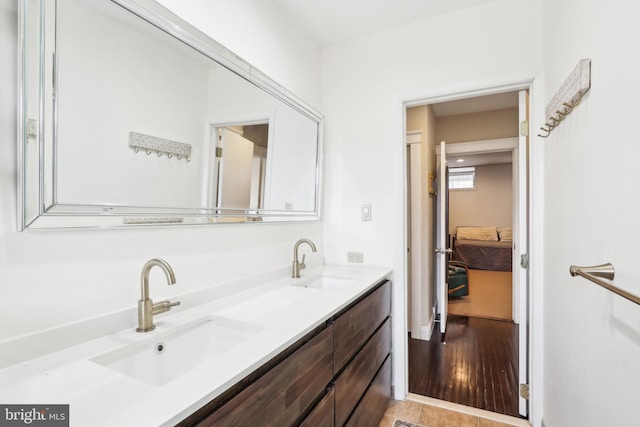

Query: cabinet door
[[199, 325, 333, 426], [334, 318, 391, 426], [333, 281, 391, 374], [345, 355, 392, 427], [301, 386, 334, 427]]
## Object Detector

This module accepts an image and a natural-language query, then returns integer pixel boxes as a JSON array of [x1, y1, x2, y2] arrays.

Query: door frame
[[390, 73, 543, 424], [435, 141, 449, 335], [203, 111, 276, 209]]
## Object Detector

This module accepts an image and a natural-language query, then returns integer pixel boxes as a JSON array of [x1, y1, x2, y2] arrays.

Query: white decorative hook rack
[[129, 132, 192, 161], [538, 58, 591, 138]]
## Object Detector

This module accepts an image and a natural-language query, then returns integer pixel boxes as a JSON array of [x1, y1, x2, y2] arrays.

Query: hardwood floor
[[408, 315, 520, 417]]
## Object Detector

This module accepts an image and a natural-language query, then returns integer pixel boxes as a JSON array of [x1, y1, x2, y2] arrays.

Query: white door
[[517, 90, 529, 417], [218, 128, 254, 209], [435, 141, 450, 335]]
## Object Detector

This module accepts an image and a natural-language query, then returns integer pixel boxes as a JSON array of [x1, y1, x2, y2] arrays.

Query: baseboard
[[420, 312, 435, 341], [410, 304, 436, 341]]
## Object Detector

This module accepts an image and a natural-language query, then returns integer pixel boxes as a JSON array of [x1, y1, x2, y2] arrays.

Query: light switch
[[361, 204, 372, 221]]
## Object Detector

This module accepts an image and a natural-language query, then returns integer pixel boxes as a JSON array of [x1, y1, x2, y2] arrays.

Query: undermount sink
[[91, 316, 263, 387], [292, 275, 356, 290]]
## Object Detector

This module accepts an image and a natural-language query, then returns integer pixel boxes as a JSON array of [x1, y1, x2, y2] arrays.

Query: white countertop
[[0, 265, 391, 426]]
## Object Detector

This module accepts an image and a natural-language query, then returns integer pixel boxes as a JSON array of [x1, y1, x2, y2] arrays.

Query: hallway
[[408, 315, 520, 417]]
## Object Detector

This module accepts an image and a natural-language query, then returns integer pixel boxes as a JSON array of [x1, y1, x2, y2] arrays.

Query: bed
[[451, 226, 513, 272]]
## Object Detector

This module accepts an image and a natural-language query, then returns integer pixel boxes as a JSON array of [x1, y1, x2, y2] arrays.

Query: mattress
[[452, 239, 513, 272]]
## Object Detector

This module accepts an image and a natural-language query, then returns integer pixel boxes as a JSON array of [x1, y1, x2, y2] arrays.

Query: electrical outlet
[[347, 251, 363, 263]]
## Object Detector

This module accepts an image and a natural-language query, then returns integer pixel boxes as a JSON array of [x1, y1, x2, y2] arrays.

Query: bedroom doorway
[[405, 89, 529, 418]]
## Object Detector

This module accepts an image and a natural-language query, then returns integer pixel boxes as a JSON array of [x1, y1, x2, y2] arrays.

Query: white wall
[[406, 106, 437, 338], [542, 1, 640, 426], [449, 163, 513, 234], [157, 0, 321, 108], [0, 0, 322, 342], [321, 0, 543, 405], [321, 0, 542, 267], [57, 0, 207, 207]]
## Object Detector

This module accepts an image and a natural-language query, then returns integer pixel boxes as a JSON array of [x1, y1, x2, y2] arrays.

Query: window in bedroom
[[449, 166, 476, 190]]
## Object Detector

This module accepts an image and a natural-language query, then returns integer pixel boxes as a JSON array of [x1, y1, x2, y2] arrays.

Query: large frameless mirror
[[18, 0, 322, 229]]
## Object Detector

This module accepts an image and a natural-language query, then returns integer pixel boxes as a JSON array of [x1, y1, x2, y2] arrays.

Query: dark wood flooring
[[408, 315, 520, 417]]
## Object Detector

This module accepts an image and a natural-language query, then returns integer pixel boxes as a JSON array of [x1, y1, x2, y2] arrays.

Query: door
[[435, 141, 451, 335], [217, 128, 254, 209], [517, 90, 529, 417]]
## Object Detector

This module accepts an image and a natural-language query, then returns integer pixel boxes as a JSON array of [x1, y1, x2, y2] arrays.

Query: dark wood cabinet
[[334, 318, 391, 426], [180, 279, 391, 427], [300, 387, 335, 427], [345, 355, 392, 427], [196, 325, 333, 426], [333, 282, 392, 374]]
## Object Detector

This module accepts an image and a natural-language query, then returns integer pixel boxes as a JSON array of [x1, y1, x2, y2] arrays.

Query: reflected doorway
[[207, 121, 271, 211]]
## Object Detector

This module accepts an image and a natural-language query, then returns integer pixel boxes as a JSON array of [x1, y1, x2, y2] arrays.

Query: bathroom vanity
[[180, 278, 391, 426], [0, 266, 392, 426]]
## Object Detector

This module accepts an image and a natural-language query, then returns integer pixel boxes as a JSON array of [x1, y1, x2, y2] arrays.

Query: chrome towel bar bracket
[[569, 263, 640, 306]]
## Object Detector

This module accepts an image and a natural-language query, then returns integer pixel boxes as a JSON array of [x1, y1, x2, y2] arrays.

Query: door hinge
[[520, 120, 529, 136], [520, 384, 530, 400], [215, 147, 223, 158], [520, 254, 529, 269]]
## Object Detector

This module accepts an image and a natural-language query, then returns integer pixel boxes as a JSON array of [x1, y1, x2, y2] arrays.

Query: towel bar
[[569, 263, 640, 306]]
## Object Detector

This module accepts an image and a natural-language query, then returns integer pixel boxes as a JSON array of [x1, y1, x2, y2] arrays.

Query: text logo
[[0, 405, 69, 426]]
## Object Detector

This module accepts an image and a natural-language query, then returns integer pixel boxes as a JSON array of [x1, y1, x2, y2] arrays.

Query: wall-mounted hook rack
[[538, 58, 591, 138], [128, 132, 191, 161]]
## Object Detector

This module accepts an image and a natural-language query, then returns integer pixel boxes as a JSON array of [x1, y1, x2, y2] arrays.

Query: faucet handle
[[300, 254, 306, 270], [152, 300, 181, 315]]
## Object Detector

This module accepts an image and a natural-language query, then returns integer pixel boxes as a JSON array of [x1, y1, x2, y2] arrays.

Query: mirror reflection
[[20, 0, 322, 229], [212, 123, 270, 210]]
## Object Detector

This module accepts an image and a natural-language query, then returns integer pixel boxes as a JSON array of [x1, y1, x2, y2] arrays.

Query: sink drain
[[155, 342, 166, 354]]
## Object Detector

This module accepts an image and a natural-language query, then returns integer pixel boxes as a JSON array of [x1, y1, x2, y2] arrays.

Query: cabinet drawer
[[345, 355, 392, 427], [334, 317, 391, 426], [198, 325, 334, 426], [333, 280, 391, 374], [300, 386, 335, 427]]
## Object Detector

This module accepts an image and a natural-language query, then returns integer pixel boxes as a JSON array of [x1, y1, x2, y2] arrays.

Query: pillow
[[456, 226, 498, 241], [498, 226, 513, 241]]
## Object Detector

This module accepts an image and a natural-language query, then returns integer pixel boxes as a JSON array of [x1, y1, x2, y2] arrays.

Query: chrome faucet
[[136, 258, 180, 332], [292, 238, 317, 278]]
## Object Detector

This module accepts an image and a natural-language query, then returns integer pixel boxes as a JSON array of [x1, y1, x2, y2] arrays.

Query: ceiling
[[271, 0, 497, 47]]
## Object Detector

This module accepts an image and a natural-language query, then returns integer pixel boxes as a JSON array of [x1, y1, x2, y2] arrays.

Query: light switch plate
[[361, 204, 371, 221]]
